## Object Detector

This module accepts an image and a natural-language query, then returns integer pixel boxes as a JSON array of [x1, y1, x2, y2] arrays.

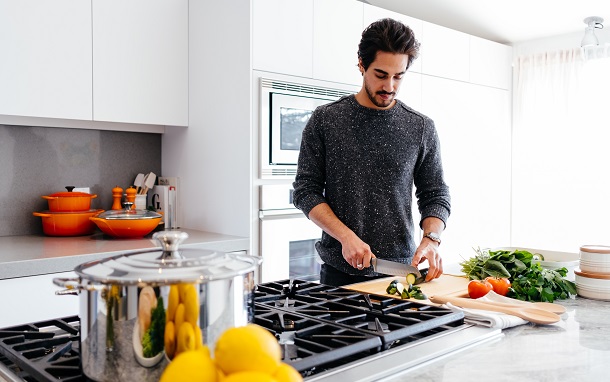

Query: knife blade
[[371, 258, 423, 281]]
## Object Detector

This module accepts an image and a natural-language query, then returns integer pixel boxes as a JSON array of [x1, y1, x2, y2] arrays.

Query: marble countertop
[[0, 229, 249, 280], [385, 296, 610, 381]]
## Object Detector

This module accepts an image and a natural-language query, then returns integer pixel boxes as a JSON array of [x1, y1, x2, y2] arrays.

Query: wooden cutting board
[[346, 274, 470, 306]]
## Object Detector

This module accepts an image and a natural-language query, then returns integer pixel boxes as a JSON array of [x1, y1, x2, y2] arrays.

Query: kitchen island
[[381, 296, 609, 381]]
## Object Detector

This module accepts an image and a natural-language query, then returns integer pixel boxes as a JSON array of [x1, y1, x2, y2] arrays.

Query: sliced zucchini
[[412, 291, 427, 300], [401, 289, 410, 299], [406, 273, 417, 285], [395, 282, 405, 295]]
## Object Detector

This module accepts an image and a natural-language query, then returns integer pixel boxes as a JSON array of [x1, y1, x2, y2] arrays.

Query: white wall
[[162, 1, 252, 239]]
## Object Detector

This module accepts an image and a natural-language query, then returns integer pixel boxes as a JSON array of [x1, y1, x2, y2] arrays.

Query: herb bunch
[[460, 248, 576, 302]]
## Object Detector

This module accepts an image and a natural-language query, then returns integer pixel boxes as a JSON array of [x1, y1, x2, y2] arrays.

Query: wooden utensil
[[475, 299, 566, 314], [133, 173, 145, 193], [429, 295, 561, 325]]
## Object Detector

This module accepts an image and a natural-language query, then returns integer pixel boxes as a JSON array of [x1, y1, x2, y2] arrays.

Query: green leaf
[[483, 260, 511, 278]]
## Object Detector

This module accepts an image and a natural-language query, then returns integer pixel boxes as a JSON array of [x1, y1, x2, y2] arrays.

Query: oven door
[[259, 209, 322, 283], [269, 92, 333, 165]]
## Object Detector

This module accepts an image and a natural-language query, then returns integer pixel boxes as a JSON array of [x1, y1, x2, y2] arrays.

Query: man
[[292, 18, 450, 287]]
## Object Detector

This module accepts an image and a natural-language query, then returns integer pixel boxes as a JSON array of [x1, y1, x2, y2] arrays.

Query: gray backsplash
[[0, 124, 162, 236]]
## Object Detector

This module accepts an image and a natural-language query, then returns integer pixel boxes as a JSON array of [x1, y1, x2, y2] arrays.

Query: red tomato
[[468, 279, 493, 299], [485, 277, 511, 296]]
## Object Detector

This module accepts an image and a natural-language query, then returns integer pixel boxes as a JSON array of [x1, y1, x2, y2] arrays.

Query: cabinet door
[[0, 272, 79, 328], [0, 1, 92, 120], [253, 0, 313, 78], [313, 0, 363, 86], [470, 36, 513, 89], [362, 3, 422, 74], [421, 77, 511, 263], [421, 22, 470, 82], [92, 0, 188, 126]]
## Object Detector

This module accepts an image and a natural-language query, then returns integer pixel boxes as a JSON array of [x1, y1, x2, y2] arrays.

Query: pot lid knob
[[65, 186, 75, 192], [153, 231, 189, 259]]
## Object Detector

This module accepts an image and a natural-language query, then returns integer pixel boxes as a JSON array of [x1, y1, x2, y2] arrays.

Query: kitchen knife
[[371, 258, 424, 283]]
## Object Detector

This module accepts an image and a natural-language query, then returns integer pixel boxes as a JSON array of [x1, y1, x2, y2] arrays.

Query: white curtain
[[512, 47, 610, 252]]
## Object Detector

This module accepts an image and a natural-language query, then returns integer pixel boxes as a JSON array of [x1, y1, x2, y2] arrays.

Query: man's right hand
[[308, 203, 374, 271]]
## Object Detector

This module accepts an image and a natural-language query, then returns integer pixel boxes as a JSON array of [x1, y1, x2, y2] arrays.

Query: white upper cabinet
[[92, 0, 188, 126], [470, 36, 512, 89], [0, 1, 92, 120], [362, 4, 422, 74], [312, 0, 363, 86], [421, 22, 470, 82], [253, 0, 314, 78]]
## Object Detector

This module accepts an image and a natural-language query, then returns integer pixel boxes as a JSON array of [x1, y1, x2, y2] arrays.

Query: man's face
[[359, 51, 410, 110]]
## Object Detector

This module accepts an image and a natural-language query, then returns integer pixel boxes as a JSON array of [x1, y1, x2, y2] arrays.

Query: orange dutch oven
[[42, 186, 98, 212], [33, 209, 104, 236], [90, 203, 162, 238]]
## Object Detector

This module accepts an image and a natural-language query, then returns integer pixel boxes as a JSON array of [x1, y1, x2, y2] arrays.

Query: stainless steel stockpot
[[54, 231, 260, 382]]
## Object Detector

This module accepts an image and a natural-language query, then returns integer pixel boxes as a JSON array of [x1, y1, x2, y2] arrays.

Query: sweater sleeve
[[414, 117, 451, 228], [292, 109, 328, 218]]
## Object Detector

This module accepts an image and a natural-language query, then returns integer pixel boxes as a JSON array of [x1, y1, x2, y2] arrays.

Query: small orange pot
[[33, 209, 104, 236], [42, 188, 98, 212], [90, 208, 162, 238]]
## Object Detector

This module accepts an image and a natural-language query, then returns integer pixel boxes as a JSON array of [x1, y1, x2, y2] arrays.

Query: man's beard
[[364, 82, 395, 108]]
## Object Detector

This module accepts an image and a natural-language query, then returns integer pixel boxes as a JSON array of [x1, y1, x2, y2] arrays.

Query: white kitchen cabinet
[[421, 22, 470, 82], [312, 0, 363, 86], [470, 36, 512, 89], [362, 3, 423, 74], [253, 0, 314, 78], [421, 76, 511, 264], [0, 1, 92, 121], [0, 272, 79, 328], [92, 0, 188, 126]]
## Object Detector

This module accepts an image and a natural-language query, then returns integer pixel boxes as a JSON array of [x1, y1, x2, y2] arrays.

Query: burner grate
[[0, 316, 86, 382]]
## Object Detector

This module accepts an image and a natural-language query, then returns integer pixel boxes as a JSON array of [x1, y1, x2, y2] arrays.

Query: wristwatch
[[423, 232, 441, 245]]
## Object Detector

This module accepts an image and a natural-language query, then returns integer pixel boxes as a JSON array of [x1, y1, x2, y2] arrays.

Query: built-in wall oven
[[259, 184, 322, 283], [259, 77, 355, 178]]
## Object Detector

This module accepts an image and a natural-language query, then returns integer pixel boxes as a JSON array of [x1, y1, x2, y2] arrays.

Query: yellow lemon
[[178, 283, 190, 303], [164, 320, 176, 360], [214, 324, 281, 375], [222, 371, 278, 382], [176, 322, 196, 355], [167, 285, 179, 322], [198, 344, 211, 359], [174, 303, 185, 334], [160, 349, 217, 382], [194, 325, 203, 349], [183, 284, 199, 327], [273, 363, 303, 382]]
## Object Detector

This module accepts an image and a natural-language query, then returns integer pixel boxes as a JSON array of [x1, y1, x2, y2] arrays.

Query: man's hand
[[411, 240, 443, 281], [340, 234, 376, 270], [413, 217, 445, 281]]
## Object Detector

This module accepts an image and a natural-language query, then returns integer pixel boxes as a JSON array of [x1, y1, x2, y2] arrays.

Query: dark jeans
[[320, 263, 388, 287]]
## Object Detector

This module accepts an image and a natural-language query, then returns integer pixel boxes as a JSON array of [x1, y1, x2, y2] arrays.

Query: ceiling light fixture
[[581, 16, 604, 47]]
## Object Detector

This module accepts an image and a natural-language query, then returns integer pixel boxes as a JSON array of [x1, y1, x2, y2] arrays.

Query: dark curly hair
[[358, 18, 420, 71]]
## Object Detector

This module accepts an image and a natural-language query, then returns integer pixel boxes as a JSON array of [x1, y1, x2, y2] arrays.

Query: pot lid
[[74, 231, 260, 284], [47, 186, 96, 198], [96, 203, 162, 220]]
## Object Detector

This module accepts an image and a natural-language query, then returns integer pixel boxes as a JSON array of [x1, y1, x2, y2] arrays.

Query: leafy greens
[[460, 248, 577, 302]]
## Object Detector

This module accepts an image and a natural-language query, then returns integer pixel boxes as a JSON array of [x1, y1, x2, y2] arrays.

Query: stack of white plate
[[575, 245, 610, 301]]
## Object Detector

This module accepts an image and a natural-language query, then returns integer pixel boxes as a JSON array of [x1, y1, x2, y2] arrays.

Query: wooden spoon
[[474, 299, 566, 314], [429, 295, 561, 325]]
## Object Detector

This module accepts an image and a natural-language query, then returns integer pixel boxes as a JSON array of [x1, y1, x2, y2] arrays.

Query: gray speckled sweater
[[292, 95, 450, 276]]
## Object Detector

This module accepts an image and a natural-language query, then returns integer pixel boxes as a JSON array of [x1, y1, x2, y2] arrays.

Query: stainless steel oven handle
[[259, 209, 305, 220]]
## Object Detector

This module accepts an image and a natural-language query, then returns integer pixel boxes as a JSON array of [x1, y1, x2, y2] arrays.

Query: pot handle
[[53, 277, 81, 296], [33, 211, 52, 217]]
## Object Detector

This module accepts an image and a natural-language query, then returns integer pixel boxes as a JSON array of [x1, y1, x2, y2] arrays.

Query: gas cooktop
[[0, 279, 502, 382]]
